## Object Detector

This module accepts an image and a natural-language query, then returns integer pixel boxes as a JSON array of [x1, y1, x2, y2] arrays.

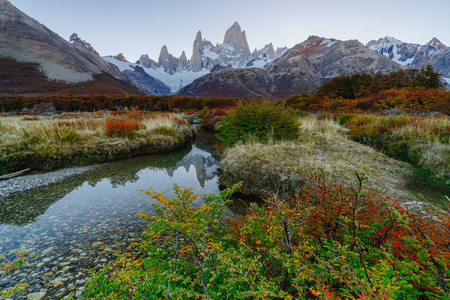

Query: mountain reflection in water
[[0, 137, 221, 227]]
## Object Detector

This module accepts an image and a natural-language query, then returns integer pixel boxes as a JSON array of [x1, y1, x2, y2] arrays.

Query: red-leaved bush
[[105, 117, 142, 137]]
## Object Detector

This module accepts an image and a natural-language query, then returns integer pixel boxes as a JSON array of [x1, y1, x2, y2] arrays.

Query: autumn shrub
[[104, 117, 141, 137], [284, 92, 312, 107], [197, 107, 209, 120], [336, 113, 356, 125], [199, 107, 230, 131], [218, 101, 300, 146], [316, 111, 334, 120], [347, 115, 380, 144], [345, 114, 450, 187], [126, 107, 145, 121], [83, 172, 450, 299]]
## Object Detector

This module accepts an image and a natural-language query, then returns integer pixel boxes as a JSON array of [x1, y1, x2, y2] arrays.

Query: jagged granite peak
[[128, 21, 277, 78], [138, 54, 158, 69], [179, 51, 189, 69], [69, 33, 100, 56], [223, 21, 250, 55], [179, 51, 187, 62], [253, 43, 275, 58], [275, 47, 289, 58], [158, 45, 179, 74], [113, 53, 128, 62], [191, 30, 216, 71], [180, 36, 402, 98], [195, 31, 203, 44], [246, 43, 288, 69]]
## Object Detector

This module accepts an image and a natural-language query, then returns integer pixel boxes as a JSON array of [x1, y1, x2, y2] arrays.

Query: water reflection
[[0, 138, 220, 226], [0, 135, 223, 298]]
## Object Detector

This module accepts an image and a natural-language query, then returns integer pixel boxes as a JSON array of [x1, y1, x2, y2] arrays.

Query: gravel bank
[[0, 166, 97, 198]]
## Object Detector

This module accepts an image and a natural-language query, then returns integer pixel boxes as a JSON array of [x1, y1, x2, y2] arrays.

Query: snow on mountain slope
[[367, 37, 448, 68], [105, 22, 288, 93], [103, 56, 208, 93], [143, 68, 209, 93]]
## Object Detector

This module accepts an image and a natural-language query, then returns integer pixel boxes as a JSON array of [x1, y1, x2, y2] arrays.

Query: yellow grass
[[221, 116, 439, 206], [0, 114, 193, 174]]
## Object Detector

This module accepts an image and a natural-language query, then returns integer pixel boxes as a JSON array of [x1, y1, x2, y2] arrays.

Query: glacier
[[103, 56, 208, 93]]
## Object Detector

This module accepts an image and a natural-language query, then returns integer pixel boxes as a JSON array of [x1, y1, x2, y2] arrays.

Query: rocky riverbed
[[0, 166, 96, 198], [0, 142, 221, 299], [1, 214, 147, 299]]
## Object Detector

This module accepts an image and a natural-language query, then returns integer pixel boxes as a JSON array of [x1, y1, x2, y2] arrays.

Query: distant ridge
[[179, 36, 401, 98]]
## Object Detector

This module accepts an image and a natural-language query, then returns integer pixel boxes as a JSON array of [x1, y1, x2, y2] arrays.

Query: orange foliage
[[105, 117, 142, 137]]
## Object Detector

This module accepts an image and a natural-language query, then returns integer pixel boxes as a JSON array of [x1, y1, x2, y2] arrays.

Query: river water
[[0, 135, 222, 299], [1, 132, 448, 299]]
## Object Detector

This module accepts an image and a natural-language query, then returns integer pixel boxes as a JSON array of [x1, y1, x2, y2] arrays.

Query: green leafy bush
[[83, 173, 450, 299], [218, 101, 300, 146]]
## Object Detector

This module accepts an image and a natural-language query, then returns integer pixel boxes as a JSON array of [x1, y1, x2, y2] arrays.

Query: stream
[[1, 131, 448, 299], [0, 134, 222, 299]]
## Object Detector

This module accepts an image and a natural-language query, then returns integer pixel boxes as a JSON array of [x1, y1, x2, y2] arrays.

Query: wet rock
[[91, 242, 104, 248], [27, 291, 47, 300], [41, 247, 55, 256]]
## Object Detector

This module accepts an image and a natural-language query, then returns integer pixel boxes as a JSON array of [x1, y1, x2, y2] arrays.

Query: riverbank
[[0, 113, 195, 175], [220, 117, 448, 209], [0, 166, 96, 198]]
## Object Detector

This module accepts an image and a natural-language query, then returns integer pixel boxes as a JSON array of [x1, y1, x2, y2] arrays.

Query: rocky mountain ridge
[[367, 36, 448, 67], [0, 0, 105, 83], [2, 0, 449, 97], [106, 21, 288, 92], [179, 36, 402, 98], [367, 36, 449, 73]]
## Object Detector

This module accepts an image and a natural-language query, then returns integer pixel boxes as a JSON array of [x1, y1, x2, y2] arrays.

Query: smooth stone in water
[[27, 291, 47, 300], [91, 241, 104, 248], [41, 247, 55, 256]]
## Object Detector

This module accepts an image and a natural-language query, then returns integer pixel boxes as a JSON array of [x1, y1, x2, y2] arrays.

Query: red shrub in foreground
[[227, 171, 450, 298], [104, 117, 142, 137]]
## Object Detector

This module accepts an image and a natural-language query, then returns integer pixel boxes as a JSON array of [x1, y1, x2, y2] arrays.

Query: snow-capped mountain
[[179, 36, 401, 99], [366, 36, 448, 68], [105, 22, 287, 93]]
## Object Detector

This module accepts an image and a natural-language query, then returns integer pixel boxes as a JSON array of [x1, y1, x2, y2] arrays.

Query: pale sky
[[9, 0, 450, 62]]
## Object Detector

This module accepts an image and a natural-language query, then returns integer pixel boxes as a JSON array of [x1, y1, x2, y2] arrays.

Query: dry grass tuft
[[221, 116, 434, 206], [0, 114, 194, 174]]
